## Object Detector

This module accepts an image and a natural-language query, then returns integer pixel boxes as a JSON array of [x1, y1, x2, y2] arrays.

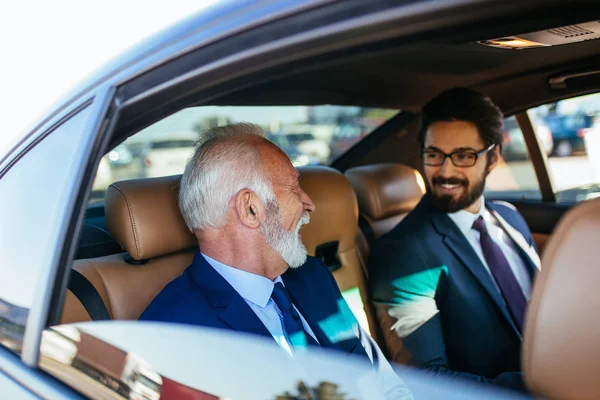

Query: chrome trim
[[21, 86, 116, 367], [0, 347, 84, 399]]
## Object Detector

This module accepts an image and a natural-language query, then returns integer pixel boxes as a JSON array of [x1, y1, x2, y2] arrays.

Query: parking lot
[[489, 155, 600, 193]]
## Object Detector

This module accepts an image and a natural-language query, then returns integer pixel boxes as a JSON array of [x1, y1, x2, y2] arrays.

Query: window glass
[[485, 116, 541, 199], [533, 93, 600, 202], [486, 93, 600, 202], [0, 107, 91, 354], [90, 106, 397, 203]]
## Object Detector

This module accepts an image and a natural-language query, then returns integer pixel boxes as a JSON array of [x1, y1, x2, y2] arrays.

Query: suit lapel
[[431, 212, 522, 337], [188, 250, 273, 340], [488, 207, 540, 276]]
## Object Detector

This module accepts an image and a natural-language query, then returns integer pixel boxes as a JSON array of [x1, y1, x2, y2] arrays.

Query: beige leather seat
[[61, 175, 196, 323], [344, 163, 425, 270], [522, 197, 600, 400], [299, 166, 384, 348]]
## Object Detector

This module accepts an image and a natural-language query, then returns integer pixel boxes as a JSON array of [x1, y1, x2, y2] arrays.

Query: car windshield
[[90, 105, 398, 204]]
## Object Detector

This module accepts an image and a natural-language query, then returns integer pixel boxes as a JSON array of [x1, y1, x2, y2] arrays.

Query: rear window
[[90, 105, 398, 203]]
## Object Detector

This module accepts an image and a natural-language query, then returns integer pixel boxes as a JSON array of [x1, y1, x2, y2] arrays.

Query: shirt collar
[[446, 195, 486, 236], [201, 252, 280, 308]]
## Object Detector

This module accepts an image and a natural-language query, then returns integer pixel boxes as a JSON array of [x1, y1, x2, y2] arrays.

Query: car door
[[0, 92, 114, 398]]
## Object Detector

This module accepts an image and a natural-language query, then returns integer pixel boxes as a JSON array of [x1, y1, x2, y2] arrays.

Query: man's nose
[[300, 189, 316, 213], [438, 156, 457, 177]]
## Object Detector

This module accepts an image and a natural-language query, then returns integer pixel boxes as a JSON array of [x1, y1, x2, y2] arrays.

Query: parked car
[[267, 133, 313, 167], [502, 116, 553, 161], [1, 0, 600, 399], [142, 136, 197, 178], [329, 124, 367, 162], [282, 132, 331, 164], [106, 143, 133, 167], [543, 113, 595, 156]]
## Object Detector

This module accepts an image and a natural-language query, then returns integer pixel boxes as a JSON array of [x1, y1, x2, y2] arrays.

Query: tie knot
[[472, 216, 488, 234], [271, 282, 293, 313]]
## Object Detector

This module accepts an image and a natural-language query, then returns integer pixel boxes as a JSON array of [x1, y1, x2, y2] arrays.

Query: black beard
[[430, 176, 486, 213]]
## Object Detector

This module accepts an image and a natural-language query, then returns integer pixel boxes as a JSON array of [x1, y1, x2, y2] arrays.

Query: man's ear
[[487, 145, 501, 173], [235, 189, 262, 229]]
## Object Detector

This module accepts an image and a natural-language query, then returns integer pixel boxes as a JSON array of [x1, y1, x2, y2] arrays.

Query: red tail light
[[144, 157, 152, 166], [503, 132, 511, 144]]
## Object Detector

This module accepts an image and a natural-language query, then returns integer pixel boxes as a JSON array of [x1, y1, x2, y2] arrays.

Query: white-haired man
[[140, 124, 402, 375]]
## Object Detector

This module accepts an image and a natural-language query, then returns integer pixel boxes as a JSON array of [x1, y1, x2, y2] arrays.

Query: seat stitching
[[112, 185, 141, 259]]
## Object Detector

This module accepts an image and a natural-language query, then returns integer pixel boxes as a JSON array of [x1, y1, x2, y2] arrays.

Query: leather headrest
[[105, 175, 196, 260], [298, 166, 358, 255], [345, 163, 425, 221], [523, 197, 600, 399]]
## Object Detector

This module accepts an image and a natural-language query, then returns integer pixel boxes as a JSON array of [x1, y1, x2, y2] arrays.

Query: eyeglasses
[[421, 144, 495, 167]]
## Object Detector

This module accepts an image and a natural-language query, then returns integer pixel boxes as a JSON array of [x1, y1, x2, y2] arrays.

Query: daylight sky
[[0, 0, 220, 156]]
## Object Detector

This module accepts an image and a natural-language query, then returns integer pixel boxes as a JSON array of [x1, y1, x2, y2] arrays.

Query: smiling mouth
[[439, 183, 461, 189]]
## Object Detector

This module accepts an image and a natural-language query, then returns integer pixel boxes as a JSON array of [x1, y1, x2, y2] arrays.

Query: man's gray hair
[[179, 123, 275, 231]]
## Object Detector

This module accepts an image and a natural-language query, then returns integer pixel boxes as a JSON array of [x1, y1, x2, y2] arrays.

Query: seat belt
[[68, 270, 111, 321], [358, 214, 376, 250]]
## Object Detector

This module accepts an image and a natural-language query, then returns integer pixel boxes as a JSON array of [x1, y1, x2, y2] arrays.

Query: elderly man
[[140, 123, 396, 371]]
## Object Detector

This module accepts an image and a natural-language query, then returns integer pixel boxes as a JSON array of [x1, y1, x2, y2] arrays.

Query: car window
[[533, 93, 600, 202], [89, 106, 398, 204], [485, 116, 542, 200], [486, 94, 600, 202], [0, 106, 92, 354]]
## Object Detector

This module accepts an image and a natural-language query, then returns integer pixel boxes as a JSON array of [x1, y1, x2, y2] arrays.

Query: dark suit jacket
[[369, 194, 539, 388], [140, 250, 368, 359]]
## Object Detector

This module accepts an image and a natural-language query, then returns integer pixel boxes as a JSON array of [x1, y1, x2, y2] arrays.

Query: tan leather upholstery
[[105, 175, 196, 261], [344, 163, 425, 360], [345, 163, 425, 240], [61, 251, 194, 323], [532, 232, 549, 256], [298, 166, 384, 348], [345, 163, 425, 272], [61, 175, 197, 324], [523, 198, 600, 400]]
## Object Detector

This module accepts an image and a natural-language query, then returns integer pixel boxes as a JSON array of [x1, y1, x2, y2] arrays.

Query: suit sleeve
[[369, 236, 525, 391]]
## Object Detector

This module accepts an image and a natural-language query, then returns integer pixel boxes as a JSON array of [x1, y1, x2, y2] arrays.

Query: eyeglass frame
[[420, 143, 496, 167]]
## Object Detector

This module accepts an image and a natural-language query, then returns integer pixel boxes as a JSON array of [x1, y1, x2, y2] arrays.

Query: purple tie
[[472, 216, 527, 331]]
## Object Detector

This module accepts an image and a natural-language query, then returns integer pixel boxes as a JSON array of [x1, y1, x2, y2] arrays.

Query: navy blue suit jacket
[[369, 194, 539, 388], [140, 250, 367, 358]]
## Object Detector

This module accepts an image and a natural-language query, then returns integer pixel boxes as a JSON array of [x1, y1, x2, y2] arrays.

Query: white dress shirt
[[446, 196, 532, 299], [201, 252, 319, 356]]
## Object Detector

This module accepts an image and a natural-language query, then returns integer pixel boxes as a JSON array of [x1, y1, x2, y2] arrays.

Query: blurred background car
[[329, 124, 366, 162], [106, 143, 133, 167], [267, 133, 313, 167], [142, 134, 198, 178], [91, 157, 114, 192], [281, 132, 331, 165], [502, 115, 553, 161], [543, 113, 594, 157]]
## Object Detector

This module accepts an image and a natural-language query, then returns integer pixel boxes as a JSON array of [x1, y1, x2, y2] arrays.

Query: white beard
[[261, 201, 310, 269]]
